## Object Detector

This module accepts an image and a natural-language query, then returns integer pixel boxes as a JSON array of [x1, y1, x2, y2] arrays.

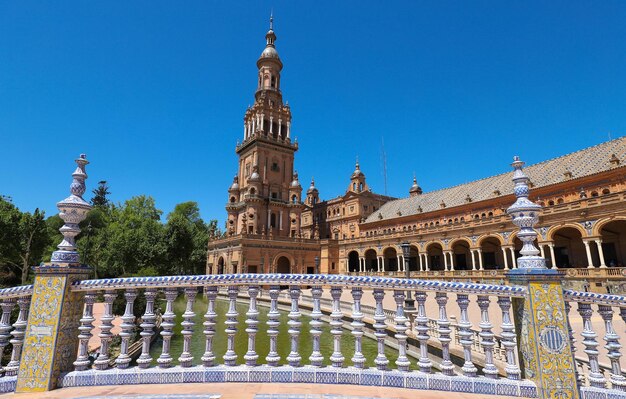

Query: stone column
[[449, 252, 455, 271], [359, 257, 365, 272], [502, 247, 509, 269], [287, 121, 291, 139], [16, 155, 92, 393], [470, 250, 477, 270], [548, 243, 557, 268], [477, 249, 484, 270], [443, 251, 449, 271], [397, 255, 403, 272], [506, 156, 579, 399], [595, 240, 607, 268], [418, 252, 423, 271], [510, 247, 517, 269], [583, 240, 594, 268], [424, 254, 430, 271]]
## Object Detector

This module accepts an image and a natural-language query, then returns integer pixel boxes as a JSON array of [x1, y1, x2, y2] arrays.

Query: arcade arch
[[348, 250, 360, 272]]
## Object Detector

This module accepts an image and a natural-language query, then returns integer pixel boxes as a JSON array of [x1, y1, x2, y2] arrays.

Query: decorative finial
[[51, 154, 92, 265], [270, 10, 274, 30], [506, 156, 546, 270]]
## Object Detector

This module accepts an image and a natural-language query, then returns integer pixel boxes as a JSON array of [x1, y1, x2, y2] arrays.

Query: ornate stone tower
[[226, 16, 303, 237]]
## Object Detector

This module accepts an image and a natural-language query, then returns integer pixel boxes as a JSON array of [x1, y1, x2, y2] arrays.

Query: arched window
[[548, 200, 555, 206], [271, 75, 276, 88], [591, 191, 599, 197], [230, 196, 236, 203], [353, 183, 357, 190], [270, 213, 276, 228], [359, 183, 363, 191], [488, 212, 493, 217], [292, 195, 297, 204], [250, 187, 256, 195], [602, 188, 610, 195], [557, 198, 564, 204]]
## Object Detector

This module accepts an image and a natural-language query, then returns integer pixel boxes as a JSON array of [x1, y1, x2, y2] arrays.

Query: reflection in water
[[149, 294, 415, 369]]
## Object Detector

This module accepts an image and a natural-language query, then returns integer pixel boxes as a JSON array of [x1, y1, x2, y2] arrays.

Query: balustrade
[[0, 286, 32, 379], [7, 275, 626, 399]]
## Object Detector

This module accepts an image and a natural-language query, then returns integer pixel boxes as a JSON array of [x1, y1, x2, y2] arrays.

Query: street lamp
[[401, 242, 416, 314], [314, 256, 320, 275]]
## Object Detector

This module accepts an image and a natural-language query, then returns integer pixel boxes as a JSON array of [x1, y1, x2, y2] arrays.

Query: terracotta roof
[[364, 137, 626, 223]]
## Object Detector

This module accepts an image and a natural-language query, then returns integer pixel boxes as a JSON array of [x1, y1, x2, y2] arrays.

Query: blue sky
[[1, 2, 625, 224]]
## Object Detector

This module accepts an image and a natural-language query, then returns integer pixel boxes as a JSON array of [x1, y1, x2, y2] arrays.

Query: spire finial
[[270, 10, 274, 30]]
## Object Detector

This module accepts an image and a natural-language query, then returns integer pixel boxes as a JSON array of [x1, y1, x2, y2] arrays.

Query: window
[[270, 213, 276, 228], [602, 188, 610, 195], [271, 192, 278, 199], [271, 162, 279, 172]]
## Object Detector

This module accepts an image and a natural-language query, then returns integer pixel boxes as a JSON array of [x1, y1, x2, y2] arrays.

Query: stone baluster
[[94, 290, 116, 370], [224, 286, 239, 366], [244, 286, 260, 366], [72, 293, 96, 372], [373, 289, 389, 370], [137, 289, 157, 368], [330, 287, 345, 367], [309, 286, 324, 367], [564, 302, 584, 385], [435, 292, 454, 376], [116, 289, 137, 369], [266, 286, 280, 366], [598, 305, 626, 391], [456, 294, 477, 377], [477, 295, 498, 378], [0, 299, 15, 371], [202, 286, 218, 367], [415, 291, 432, 373], [287, 286, 302, 367], [497, 296, 521, 380], [577, 302, 606, 387], [351, 287, 366, 369], [4, 296, 31, 375], [393, 290, 410, 371], [158, 288, 178, 368], [178, 287, 197, 367]]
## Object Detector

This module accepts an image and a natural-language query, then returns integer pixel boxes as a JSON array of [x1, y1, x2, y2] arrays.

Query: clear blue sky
[[1, 2, 625, 224]]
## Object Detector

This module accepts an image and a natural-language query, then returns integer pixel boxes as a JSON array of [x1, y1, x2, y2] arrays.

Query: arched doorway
[[599, 220, 626, 267], [383, 247, 398, 272], [480, 237, 504, 269], [276, 256, 291, 274], [365, 249, 377, 272], [451, 240, 471, 270], [426, 243, 444, 271], [348, 251, 360, 272], [552, 227, 586, 268], [409, 245, 419, 271], [217, 257, 225, 274]]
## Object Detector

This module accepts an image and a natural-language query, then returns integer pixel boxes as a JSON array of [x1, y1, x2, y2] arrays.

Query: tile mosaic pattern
[[580, 387, 626, 399], [0, 285, 33, 300], [71, 273, 527, 298], [54, 365, 540, 398], [365, 137, 626, 222]]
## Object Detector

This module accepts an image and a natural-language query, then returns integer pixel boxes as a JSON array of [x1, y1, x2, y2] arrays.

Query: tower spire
[[270, 10, 274, 30]]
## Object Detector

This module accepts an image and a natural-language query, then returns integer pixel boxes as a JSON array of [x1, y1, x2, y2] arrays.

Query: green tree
[[0, 197, 49, 285], [91, 180, 111, 207]]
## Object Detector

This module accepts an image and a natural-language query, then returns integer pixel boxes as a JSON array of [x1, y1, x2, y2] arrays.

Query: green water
[[149, 294, 414, 369]]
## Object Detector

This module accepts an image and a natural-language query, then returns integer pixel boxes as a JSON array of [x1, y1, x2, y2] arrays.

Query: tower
[[225, 16, 302, 237], [347, 161, 369, 193]]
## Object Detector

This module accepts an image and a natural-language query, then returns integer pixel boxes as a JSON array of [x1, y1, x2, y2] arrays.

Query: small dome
[[409, 177, 422, 195], [248, 165, 261, 182], [307, 178, 319, 194], [351, 162, 364, 179], [260, 46, 279, 59], [229, 176, 239, 192], [290, 172, 301, 188]]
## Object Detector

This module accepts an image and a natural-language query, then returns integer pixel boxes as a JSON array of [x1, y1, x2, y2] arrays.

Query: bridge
[[0, 155, 625, 399]]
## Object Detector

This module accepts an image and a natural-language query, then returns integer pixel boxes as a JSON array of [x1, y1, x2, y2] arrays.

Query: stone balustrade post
[[436, 292, 454, 376], [72, 293, 95, 372], [137, 289, 157, 369], [224, 286, 239, 366], [287, 286, 302, 367], [456, 294, 477, 377], [94, 291, 116, 370], [393, 290, 410, 371], [597, 305, 626, 391], [201, 286, 218, 367], [497, 296, 521, 380], [158, 288, 177, 368], [414, 291, 432, 373], [350, 287, 366, 369], [244, 286, 260, 366], [373, 289, 389, 370], [5, 296, 31, 376], [116, 289, 137, 370], [507, 156, 580, 399], [309, 286, 324, 367], [266, 286, 280, 366]]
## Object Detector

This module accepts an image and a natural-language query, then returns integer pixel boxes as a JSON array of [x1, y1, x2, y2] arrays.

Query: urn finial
[[506, 156, 546, 269], [50, 154, 93, 265]]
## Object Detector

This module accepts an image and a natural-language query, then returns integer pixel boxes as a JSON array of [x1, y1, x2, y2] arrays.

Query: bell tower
[[225, 16, 302, 237]]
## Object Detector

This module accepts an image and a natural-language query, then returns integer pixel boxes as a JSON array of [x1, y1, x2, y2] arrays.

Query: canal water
[[149, 294, 415, 369]]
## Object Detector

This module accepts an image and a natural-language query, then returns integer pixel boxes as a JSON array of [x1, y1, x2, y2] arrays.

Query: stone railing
[[59, 274, 535, 397], [3, 274, 626, 399], [563, 290, 626, 396], [0, 285, 33, 390]]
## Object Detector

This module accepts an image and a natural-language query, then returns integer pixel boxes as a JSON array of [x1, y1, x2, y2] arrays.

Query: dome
[[248, 165, 261, 182], [260, 46, 279, 59], [409, 177, 422, 195], [228, 176, 239, 192], [290, 172, 301, 188], [307, 178, 319, 194], [351, 162, 364, 179]]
